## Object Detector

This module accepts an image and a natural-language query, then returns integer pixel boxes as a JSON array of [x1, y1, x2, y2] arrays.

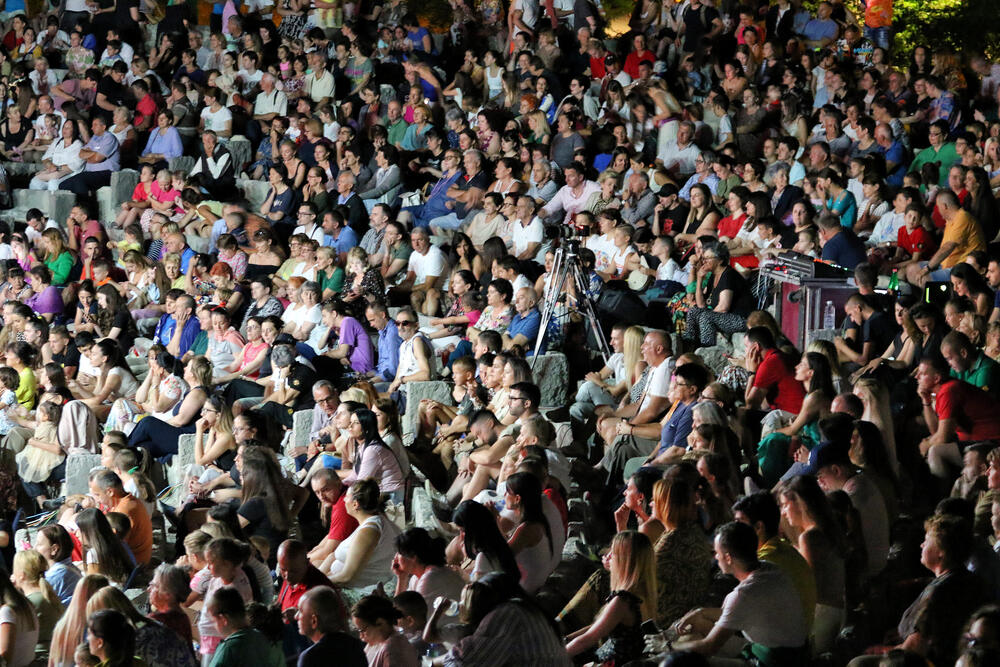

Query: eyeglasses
[[396, 319, 415, 326], [316, 396, 336, 404], [510, 395, 526, 402]]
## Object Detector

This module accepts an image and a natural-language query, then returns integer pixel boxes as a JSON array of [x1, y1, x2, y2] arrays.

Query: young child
[[138, 169, 183, 233], [105, 511, 136, 564], [892, 203, 934, 269], [15, 399, 63, 508], [116, 164, 156, 228], [111, 224, 143, 266], [195, 537, 254, 664], [393, 591, 429, 655], [112, 448, 156, 517], [100, 432, 128, 470], [0, 366, 20, 436], [74, 643, 101, 667]]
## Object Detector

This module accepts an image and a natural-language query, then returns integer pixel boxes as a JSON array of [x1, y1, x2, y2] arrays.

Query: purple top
[[339, 316, 375, 374], [26, 285, 63, 315]]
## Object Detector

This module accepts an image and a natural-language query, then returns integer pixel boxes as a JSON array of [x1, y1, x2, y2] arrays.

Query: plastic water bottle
[[823, 300, 836, 329]]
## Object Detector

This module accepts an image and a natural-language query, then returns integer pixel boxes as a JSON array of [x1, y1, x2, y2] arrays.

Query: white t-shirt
[[200, 105, 233, 134], [282, 302, 322, 330], [586, 233, 616, 273], [0, 604, 39, 667], [409, 246, 446, 284], [511, 216, 544, 256], [638, 356, 673, 414]]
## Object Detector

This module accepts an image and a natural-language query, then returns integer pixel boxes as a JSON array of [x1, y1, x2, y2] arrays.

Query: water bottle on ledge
[[823, 300, 836, 329]]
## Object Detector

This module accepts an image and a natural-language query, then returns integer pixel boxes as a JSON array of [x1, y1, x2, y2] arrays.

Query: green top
[[209, 628, 284, 667], [387, 118, 409, 147], [950, 351, 1000, 394], [908, 141, 958, 187], [45, 250, 74, 286], [318, 266, 345, 294], [189, 330, 209, 357]]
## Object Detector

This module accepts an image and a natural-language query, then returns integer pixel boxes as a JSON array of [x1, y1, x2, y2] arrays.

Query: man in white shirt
[[511, 195, 544, 261], [539, 162, 601, 225], [29, 58, 59, 96], [305, 52, 335, 104], [236, 51, 264, 96], [252, 73, 287, 139], [658, 120, 701, 179], [401, 226, 447, 315]]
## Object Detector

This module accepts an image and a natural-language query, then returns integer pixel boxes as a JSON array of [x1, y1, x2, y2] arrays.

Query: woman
[[853, 295, 923, 382], [96, 284, 138, 353], [757, 352, 834, 486], [33, 525, 81, 606], [261, 163, 300, 230], [85, 609, 137, 667], [360, 145, 402, 212], [276, 0, 309, 40], [0, 106, 33, 160], [147, 563, 194, 648], [237, 445, 292, 546], [300, 167, 330, 214], [503, 472, 556, 594], [215, 316, 268, 384], [105, 348, 184, 436], [126, 355, 212, 459], [189, 394, 238, 484], [324, 478, 402, 590], [780, 475, 847, 654], [109, 106, 137, 161], [140, 110, 184, 169], [967, 166, 1000, 241], [374, 398, 410, 479], [37, 229, 73, 286], [351, 595, 418, 667], [0, 564, 40, 667], [675, 184, 721, 247], [69, 339, 138, 419], [49, 575, 109, 667], [206, 308, 246, 381], [75, 508, 134, 585], [341, 247, 386, 319], [856, 174, 889, 236], [11, 551, 61, 662], [246, 229, 285, 281], [340, 408, 405, 503], [29, 119, 84, 191], [451, 500, 520, 582], [950, 263, 994, 317], [650, 473, 712, 628], [566, 531, 655, 664], [391, 528, 465, 607], [735, 89, 767, 160], [468, 279, 515, 346], [24, 265, 62, 322], [400, 104, 433, 152], [816, 167, 858, 229], [682, 242, 752, 347]]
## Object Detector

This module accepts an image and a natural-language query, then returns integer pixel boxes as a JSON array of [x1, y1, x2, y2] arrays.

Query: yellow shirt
[[16, 366, 36, 409], [941, 209, 986, 269]]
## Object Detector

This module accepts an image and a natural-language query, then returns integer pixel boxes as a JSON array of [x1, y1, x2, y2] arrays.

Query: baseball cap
[[657, 183, 679, 198], [802, 440, 852, 476]]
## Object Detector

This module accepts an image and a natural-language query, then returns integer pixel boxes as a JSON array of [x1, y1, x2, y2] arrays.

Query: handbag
[[399, 190, 424, 207]]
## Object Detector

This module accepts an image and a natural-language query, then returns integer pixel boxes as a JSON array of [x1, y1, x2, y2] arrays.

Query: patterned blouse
[[654, 521, 712, 627], [476, 304, 514, 335]]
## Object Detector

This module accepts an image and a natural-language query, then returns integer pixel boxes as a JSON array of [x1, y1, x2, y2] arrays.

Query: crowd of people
[[2, 0, 1000, 666]]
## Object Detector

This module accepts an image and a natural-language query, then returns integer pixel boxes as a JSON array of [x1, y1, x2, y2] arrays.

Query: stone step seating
[[0, 185, 76, 227]]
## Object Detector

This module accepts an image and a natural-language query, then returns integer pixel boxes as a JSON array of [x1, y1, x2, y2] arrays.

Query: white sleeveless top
[[329, 514, 402, 590]]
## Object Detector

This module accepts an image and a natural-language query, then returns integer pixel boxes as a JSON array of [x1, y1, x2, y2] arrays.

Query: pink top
[[238, 340, 269, 379]]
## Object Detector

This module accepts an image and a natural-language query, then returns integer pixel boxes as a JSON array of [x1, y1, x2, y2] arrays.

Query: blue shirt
[[44, 560, 82, 606], [508, 309, 542, 353], [821, 229, 867, 270], [177, 246, 197, 274], [679, 172, 720, 201], [143, 126, 183, 160], [84, 131, 119, 171], [375, 320, 402, 382], [881, 141, 906, 188], [653, 400, 695, 457], [325, 226, 359, 254], [154, 313, 202, 354]]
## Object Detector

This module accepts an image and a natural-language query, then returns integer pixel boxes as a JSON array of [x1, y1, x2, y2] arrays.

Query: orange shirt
[[113, 493, 153, 565]]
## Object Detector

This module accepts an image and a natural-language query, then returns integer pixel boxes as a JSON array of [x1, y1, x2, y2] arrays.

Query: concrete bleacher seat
[[97, 169, 139, 223], [169, 155, 196, 173], [402, 381, 452, 438], [237, 177, 270, 211], [291, 409, 313, 458], [65, 453, 102, 496], [531, 352, 569, 408], [0, 188, 76, 226]]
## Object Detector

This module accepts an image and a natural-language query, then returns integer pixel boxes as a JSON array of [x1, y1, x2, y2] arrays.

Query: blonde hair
[[609, 530, 657, 622], [13, 550, 61, 608], [346, 246, 369, 269], [525, 110, 551, 138], [50, 575, 110, 666], [339, 387, 371, 406], [187, 355, 214, 388], [41, 228, 68, 262], [623, 325, 646, 385]]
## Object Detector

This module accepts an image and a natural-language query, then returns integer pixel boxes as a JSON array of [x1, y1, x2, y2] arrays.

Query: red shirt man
[[934, 378, 1000, 442]]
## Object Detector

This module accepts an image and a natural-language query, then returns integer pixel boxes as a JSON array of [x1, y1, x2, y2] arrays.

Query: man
[[276, 539, 337, 619], [802, 1, 839, 48], [254, 339, 318, 428], [240, 276, 284, 332], [161, 293, 201, 358], [733, 493, 816, 628], [621, 172, 657, 226], [360, 204, 390, 256], [597, 331, 674, 460], [236, 51, 264, 96], [909, 119, 959, 187], [652, 184, 690, 236], [906, 190, 985, 287], [775, 137, 807, 186], [131, 79, 158, 133], [504, 287, 542, 352], [988, 257, 1000, 323], [366, 303, 401, 384], [252, 73, 288, 131], [642, 363, 711, 467], [190, 131, 236, 201], [319, 209, 358, 263], [679, 0, 724, 53], [333, 172, 367, 235], [918, 355, 1000, 482], [296, 586, 366, 667], [810, 441, 890, 579], [208, 586, 284, 667], [493, 255, 533, 295], [538, 161, 600, 224], [875, 122, 906, 188], [384, 308, 433, 403], [744, 326, 805, 414], [941, 330, 1000, 393], [322, 302, 375, 377], [52, 67, 100, 113], [428, 150, 489, 234], [657, 121, 701, 180], [834, 293, 896, 368], [385, 100, 409, 147], [90, 470, 152, 565], [307, 469, 358, 567], [94, 60, 129, 123], [304, 52, 335, 103], [398, 227, 446, 314], [510, 195, 544, 262], [163, 233, 197, 274], [399, 149, 463, 229], [671, 522, 808, 662], [817, 212, 867, 270], [60, 116, 119, 200], [302, 381, 339, 458]]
